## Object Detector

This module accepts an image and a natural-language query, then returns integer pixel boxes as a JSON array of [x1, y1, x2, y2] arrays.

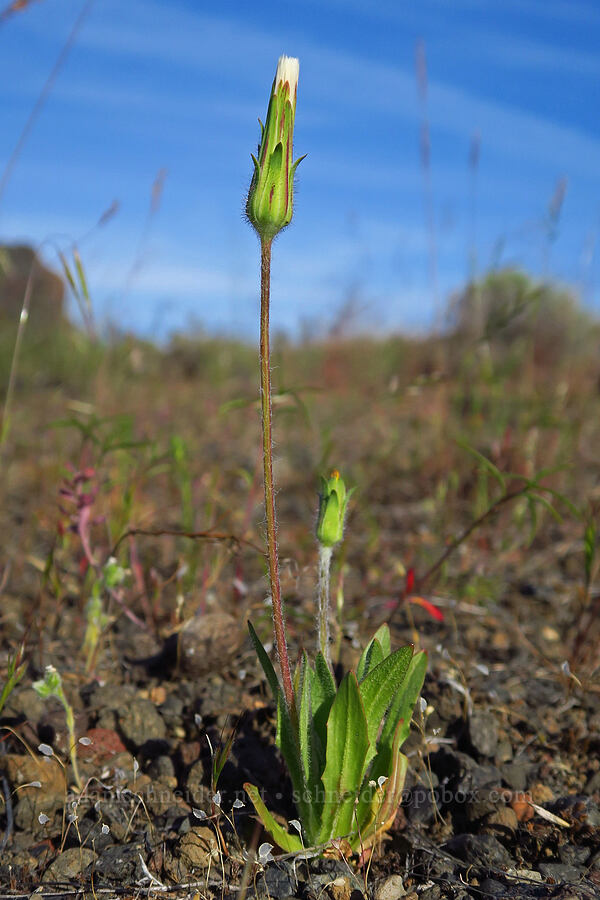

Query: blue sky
[[0, 0, 599, 339]]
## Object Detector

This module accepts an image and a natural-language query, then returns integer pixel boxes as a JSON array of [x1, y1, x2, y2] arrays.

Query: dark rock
[[0, 753, 65, 834], [117, 698, 167, 751], [431, 748, 504, 830], [586, 769, 600, 793], [494, 736, 513, 763], [500, 760, 532, 791], [549, 795, 600, 828], [417, 886, 441, 900], [41, 847, 96, 883], [464, 786, 499, 824], [94, 842, 146, 883], [164, 826, 219, 880], [468, 709, 499, 758], [444, 833, 513, 868], [147, 754, 176, 781], [142, 778, 186, 817], [476, 880, 505, 897], [298, 856, 363, 895], [404, 783, 437, 826], [159, 693, 185, 723], [538, 862, 584, 883], [261, 861, 298, 898], [482, 803, 518, 837], [186, 758, 208, 807], [559, 843, 590, 866], [96, 709, 118, 730], [90, 683, 136, 713], [431, 748, 502, 794], [373, 874, 406, 900], [162, 805, 188, 833], [178, 612, 244, 677], [1, 686, 46, 724], [64, 814, 112, 852], [94, 798, 137, 842]]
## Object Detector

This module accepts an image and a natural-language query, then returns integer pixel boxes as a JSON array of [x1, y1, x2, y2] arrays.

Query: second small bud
[[316, 470, 354, 547]]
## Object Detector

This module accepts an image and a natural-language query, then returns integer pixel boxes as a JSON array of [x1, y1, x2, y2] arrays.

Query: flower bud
[[316, 470, 354, 547], [246, 55, 305, 242]]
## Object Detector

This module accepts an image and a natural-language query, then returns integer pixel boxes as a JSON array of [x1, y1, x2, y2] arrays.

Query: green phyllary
[[246, 55, 305, 242]]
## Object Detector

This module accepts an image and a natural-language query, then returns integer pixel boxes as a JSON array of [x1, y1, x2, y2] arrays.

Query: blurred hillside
[[1, 245, 598, 398], [0, 244, 66, 330]]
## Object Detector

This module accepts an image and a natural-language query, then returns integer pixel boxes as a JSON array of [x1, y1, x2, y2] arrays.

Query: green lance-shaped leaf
[[379, 649, 428, 757], [248, 621, 310, 826], [244, 783, 303, 853], [297, 652, 324, 833], [318, 672, 369, 844], [310, 651, 336, 764], [358, 645, 414, 768], [357, 624, 392, 682], [357, 638, 384, 683], [355, 723, 409, 848], [372, 623, 392, 658]]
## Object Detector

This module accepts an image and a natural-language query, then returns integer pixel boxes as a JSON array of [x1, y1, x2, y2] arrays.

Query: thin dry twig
[[111, 527, 264, 558]]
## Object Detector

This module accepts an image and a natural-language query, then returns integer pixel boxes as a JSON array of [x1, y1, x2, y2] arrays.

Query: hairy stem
[[65, 702, 82, 791], [317, 544, 333, 667], [259, 238, 295, 714]]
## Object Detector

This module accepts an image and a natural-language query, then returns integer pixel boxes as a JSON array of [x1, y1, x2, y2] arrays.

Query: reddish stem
[[259, 238, 295, 716]]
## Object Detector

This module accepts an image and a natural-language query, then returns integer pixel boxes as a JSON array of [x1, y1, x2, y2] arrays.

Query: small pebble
[[374, 874, 406, 900]]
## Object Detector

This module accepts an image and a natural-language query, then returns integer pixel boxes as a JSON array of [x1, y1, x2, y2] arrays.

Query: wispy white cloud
[[11, 0, 599, 177], [2, 0, 598, 336]]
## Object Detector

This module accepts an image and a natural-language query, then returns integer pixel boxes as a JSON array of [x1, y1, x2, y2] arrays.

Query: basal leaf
[[275, 695, 311, 828], [244, 782, 304, 853], [310, 651, 336, 769], [356, 717, 410, 848], [298, 653, 311, 783], [371, 623, 391, 658], [247, 622, 310, 831], [359, 645, 413, 766], [356, 637, 384, 683], [379, 649, 427, 759], [318, 672, 369, 844], [299, 653, 322, 791]]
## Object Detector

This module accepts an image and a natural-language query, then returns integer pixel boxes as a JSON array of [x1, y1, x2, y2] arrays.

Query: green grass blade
[[248, 620, 281, 701], [244, 783, 303, 853], [457, 439, 506, 491]]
